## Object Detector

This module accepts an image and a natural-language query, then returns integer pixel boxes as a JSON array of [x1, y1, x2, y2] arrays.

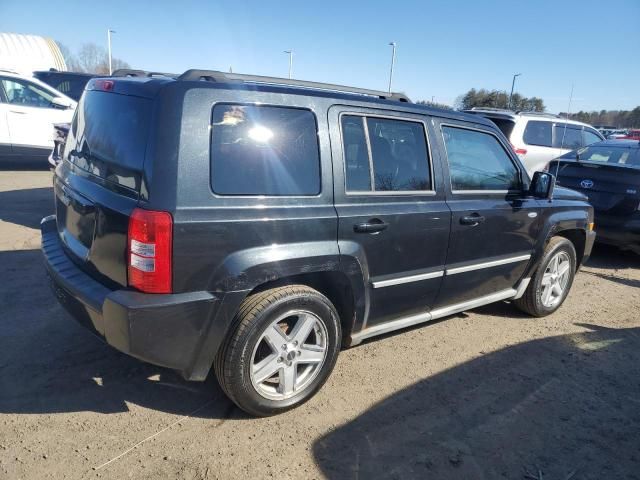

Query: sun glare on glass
[[248, 125, 274, 143]]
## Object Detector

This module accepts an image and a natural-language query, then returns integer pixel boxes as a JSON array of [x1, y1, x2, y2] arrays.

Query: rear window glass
[[523, 120, 552, 147], [561, 146, 640, 166], [66, 91, 151, 190], [210, 104, 320, 196], [34, 73, 92, 101], [488, 118, 516, 139]]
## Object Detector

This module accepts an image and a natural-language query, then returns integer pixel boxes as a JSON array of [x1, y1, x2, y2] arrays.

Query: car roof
[[464, 108, 596, 128], [90, 70, 498, 128]]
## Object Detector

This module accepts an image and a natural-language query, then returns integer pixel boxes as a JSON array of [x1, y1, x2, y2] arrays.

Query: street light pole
[[107, 29, 116, 75], [388, 42, 396, 93], [284, 50, 293, 79], [509, 73, 521, 110]]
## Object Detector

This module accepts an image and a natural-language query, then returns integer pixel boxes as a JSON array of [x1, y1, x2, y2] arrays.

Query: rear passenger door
[[433, 118, 540, 308], [329, 106, 450, 331]]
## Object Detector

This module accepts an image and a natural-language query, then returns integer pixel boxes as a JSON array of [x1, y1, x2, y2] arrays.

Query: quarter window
[[523, 120, 552, 147], [553, 124, 583, 149], [341, 115, 432, 192], [210, 105, 320, 196], [442, 126, 521, 191]]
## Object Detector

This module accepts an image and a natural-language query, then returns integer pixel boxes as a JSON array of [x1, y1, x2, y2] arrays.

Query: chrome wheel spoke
[[542, 285, 553, 305], [541, 273, 553, 286], [263, 325, 288, 350], [280, 365, 296, 395], [252, 353, 281, 384], [557, 261, 570, 279], [297, 344, 324, 364], [552, 283, 563, 297], [290, 313, 316, 346]]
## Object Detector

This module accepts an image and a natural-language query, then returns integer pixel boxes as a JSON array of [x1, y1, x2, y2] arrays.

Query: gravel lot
[[1, 169, 639, 480]]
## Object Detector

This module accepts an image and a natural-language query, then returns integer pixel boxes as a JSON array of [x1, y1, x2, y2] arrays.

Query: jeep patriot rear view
[[41, 70, 595, 416]]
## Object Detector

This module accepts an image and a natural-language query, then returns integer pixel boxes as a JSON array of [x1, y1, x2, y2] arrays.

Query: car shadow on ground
[[0, 248, 238, 421], [0, 186, 54, 230], [314, 324, 640, 480]]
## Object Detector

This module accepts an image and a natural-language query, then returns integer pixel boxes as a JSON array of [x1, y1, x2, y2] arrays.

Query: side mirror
[[530, 171, 556, 200], [51, 97, 73, 109]]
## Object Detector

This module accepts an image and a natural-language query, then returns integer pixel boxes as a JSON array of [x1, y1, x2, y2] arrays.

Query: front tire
[[514, 236, 577, 317], [215, 285, 341, 417]]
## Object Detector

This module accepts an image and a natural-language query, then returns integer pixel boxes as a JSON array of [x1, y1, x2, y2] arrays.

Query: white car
[[464, 109, 604, 176], [0, 70, 76, 163]]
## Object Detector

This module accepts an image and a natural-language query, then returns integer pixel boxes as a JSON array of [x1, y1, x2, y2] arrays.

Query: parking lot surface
[[1, 169, 639, 480]]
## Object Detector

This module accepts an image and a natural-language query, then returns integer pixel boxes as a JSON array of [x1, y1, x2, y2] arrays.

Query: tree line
[[57, 42, 130, 75], [559, 108, 640, 129]]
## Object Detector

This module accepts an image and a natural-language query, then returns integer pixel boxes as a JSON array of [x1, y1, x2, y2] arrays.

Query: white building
[[0, 32, 67, 75]]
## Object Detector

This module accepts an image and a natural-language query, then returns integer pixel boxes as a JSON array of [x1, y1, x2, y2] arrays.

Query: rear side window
[[442, 126, 521, 191], [553, 124, 583, 149], [583, 128, 602, 146], [487, 118, 516, 139], [523, 120, 552, 147], [211, 105, 320, 196], [341, 115, 432, 192]]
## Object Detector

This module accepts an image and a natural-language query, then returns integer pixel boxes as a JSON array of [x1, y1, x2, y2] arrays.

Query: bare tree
[[56, 41, 130, 74]]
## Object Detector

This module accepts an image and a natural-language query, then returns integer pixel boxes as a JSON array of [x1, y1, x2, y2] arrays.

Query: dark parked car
[[549, 140, 640, 254], [32, 70, 95, 101], [41, 70, 595, 416]]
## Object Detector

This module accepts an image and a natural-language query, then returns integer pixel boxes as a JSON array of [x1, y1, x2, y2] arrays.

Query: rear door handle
[[354, 219, 388, 234], [460, 215, 485, 226]]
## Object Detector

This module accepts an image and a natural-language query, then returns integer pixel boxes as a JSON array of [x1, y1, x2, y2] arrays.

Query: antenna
[[555, 83, 574, 180]]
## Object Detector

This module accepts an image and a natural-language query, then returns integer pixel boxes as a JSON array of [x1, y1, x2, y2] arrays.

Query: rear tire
[[215, 285, 341, 417], [514, 236, 577, 317]]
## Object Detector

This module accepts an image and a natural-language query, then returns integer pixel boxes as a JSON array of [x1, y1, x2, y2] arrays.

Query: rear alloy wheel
[[514, 236, 577, 317], [215, 285, 341, 416]]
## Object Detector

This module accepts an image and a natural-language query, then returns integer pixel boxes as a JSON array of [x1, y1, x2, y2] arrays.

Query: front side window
[[523, 120, 552, 147], [0, 78, 56, 108], [553, 124, 583, 149], [341, 115, 431, 192], [211, 105, 320, 196], [442, 126, 521, 191]]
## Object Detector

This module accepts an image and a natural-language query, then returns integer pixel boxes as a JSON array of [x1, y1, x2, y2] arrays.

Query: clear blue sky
[[3, 0, 639, 112]]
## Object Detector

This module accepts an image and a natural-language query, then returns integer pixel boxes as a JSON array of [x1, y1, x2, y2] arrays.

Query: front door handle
[[354, 219, 388, 234], [460, 214, 486, 226]]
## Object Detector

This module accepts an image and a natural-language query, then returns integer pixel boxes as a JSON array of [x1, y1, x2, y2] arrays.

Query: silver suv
[[464, 109, 604, 175]]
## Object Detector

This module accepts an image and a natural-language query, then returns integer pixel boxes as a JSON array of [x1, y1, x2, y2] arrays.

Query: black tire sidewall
[[229, 291, 341, 415], [532, 239, 577, 315]]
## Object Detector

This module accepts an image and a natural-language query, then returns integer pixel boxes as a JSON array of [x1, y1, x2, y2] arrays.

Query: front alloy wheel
[[540, 251, 572, 308]]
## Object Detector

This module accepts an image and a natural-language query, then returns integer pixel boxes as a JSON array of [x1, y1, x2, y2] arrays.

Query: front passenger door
[[434, 120, 541, 308]]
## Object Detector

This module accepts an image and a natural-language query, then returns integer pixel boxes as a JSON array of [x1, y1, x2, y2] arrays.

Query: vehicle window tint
[[569, 146, 639, 166], [211, 105, 320, 196], [366, 117, 431, 191], [553, 124, 583, 149], [442, 126, 521, 191], [0, 78, 55, 108], [488, 118, 516, 139], [523, 120, 552, 147], [341, 115, 371, 191], [583, 129, 602, 146]]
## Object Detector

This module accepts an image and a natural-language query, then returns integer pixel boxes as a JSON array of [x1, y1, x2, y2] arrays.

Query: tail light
[[127, 208, 173, 293], [513, 146, 528, 156]]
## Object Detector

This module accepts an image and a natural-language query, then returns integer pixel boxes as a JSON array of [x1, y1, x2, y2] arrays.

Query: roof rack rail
[[469, 107, 514, 112], [111, 69, 176, 78], [177, 69, 411, 102], [515, 110, 560, 118]]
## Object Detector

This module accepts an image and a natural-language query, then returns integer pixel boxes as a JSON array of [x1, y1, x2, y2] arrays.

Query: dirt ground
[[0, 168, 639, 480]]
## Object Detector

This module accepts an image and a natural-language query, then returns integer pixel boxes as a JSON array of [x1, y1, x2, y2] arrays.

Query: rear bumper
[[595, 215, 640, 254], [41, 215, 221, 379]]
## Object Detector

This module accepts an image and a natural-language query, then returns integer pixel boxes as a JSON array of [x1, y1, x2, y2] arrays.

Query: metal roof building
[[0, 32, 67, 75]]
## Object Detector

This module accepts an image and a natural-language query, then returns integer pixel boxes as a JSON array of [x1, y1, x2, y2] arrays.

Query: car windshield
[[560, 145, 640, 167]]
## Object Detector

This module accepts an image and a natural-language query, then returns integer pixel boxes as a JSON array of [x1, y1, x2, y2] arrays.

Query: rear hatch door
[[54, 85, 153, 288]]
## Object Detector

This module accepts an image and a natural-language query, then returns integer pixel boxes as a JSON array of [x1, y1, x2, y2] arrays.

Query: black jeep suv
[[41, 70, 595, 416]]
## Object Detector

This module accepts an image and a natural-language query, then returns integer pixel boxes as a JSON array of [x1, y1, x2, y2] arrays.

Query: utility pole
[[107, 29, 116, 75], [509, 73, 521, 110], [388, 42, 396, 93], [284, 50, 293, 79]]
